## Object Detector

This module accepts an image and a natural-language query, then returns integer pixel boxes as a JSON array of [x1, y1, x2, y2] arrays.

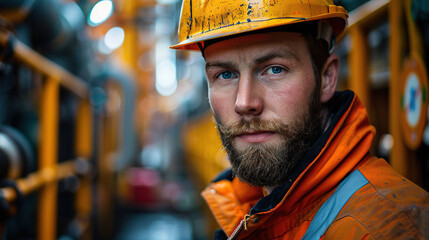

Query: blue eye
[[267, 66, 284, 74], [219, 71, 235, 79]]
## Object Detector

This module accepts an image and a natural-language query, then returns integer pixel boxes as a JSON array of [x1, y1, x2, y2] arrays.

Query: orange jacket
[[202, 91, 429, 240]]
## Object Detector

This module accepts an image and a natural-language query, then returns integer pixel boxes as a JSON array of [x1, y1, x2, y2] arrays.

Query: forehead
[[203, 32, 308, 60]]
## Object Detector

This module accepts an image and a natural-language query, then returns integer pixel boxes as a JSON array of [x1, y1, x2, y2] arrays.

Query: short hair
[[303, 33, 330, 96]]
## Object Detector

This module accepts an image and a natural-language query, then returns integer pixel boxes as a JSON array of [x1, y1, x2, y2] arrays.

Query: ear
[[320, 54, 339, 103]]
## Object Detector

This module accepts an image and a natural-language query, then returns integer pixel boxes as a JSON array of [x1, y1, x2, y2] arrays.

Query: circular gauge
[[400, 54, 428, 149]]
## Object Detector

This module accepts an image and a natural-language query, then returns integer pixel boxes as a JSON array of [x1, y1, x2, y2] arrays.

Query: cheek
[[271, 82, 308, 103], [268, 62, 315, 102], [208, 89, 230, 117], [268, 81, 314, 117]]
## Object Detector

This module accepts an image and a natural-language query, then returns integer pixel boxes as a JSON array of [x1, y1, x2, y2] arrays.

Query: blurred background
[[0, 0, 428, 239]]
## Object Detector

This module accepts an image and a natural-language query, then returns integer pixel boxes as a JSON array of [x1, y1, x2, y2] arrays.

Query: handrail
[[336, 0, 423, 183], [0, 28, 94, 240], [0, 31, 89, 98], [1, 160, 79, 202], [337, 0, 391, 114], [347, 0, 390, 29]]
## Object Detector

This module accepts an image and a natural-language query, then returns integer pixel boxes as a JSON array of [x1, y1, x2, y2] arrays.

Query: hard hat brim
[[170, 13, 347, 51]]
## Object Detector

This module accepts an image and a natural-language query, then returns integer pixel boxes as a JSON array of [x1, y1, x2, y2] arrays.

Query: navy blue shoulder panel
[[213, 229, 228, 240], [212, 169, 234, 183]]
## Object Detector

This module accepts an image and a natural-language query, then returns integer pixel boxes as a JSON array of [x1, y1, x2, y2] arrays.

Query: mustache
[[215, 117, 291, 139]]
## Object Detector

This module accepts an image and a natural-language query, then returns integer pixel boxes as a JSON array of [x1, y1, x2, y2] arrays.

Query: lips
[[235, 131, 276, 143]]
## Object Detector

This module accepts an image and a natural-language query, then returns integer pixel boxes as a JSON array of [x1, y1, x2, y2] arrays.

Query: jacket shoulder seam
[[366, 178, 421, 231], [343, 178, 422, 237], [330, 215, 376, 239]]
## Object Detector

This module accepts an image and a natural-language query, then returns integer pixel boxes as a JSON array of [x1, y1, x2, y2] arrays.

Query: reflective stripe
[[302, 170, 369, 240]]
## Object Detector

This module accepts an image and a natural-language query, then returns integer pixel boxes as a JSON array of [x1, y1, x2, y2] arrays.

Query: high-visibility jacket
[[202, 90, 429, 240]]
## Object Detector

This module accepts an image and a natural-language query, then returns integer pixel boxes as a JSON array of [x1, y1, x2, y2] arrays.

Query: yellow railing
[[0, 30, 93, 240], [346, 0, 390, 109], [341, 0, 425, 184]]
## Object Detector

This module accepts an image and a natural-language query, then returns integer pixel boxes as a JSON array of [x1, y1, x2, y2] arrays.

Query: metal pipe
[[349, 26, 369, 109], [347, 0, 390, 29], [389, 0, 411, 177], [37, 77, 59, 240], [1, 160, 78, 202], [0, 31, 89, 98], [75, 99, 93, 238]]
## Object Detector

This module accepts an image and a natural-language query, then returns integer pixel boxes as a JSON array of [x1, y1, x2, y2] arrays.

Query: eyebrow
[[205, 49, 301, 71], [253, 49, 301, 65], [205, 62, 237, 71]]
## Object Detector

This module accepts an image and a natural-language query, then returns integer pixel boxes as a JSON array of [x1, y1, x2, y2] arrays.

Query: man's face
[[204, 32, 323, 187]]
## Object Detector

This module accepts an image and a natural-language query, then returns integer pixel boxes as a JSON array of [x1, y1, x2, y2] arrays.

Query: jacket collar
[[203, 90, 375, 236], [249, 90, 355, 214]]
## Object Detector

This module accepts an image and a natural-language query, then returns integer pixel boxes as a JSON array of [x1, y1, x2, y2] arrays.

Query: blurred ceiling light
[[88, 0, 113, 27], [104, 27, 125, 49], [97, 27, 125, 54], [378, 133, 393, 158], [156, 60, 177, 96]]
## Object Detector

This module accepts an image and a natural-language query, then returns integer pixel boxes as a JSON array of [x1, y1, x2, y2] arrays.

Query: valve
[[0, 125, 34, 179]]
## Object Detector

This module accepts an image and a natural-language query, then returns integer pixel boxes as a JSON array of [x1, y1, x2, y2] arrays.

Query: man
[[171, 0, 429, 239]]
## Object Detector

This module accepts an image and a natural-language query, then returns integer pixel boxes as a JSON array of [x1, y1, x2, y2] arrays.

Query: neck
[[321, 107, 331, 132], [264, 185, 279, 195]]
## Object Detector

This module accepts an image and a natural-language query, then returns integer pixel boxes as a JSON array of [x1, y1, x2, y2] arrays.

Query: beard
[[214, 90, 323, 187]]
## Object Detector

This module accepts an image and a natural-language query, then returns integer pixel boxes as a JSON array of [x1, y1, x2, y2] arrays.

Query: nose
[[234, 76, 263, 116]]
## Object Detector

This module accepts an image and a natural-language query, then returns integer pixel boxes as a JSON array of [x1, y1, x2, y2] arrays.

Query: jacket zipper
[[228, 214, 251, 240]]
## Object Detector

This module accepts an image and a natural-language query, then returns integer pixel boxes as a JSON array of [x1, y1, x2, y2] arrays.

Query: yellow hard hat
[[171, 0, 348, 50]]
